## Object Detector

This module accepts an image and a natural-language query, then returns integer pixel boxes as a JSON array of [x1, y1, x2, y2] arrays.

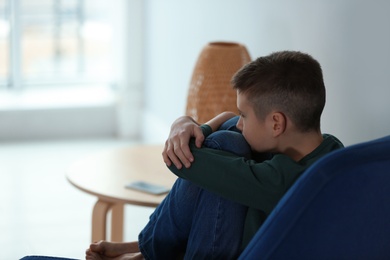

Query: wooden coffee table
[[66, 145, 177, 242]]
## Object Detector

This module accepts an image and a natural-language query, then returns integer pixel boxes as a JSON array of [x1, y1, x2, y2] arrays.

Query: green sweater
[[168, 125, 344, 248]]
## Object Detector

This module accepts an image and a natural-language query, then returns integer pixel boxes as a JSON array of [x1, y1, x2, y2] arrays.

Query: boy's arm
[[162, 112, 237, 169]]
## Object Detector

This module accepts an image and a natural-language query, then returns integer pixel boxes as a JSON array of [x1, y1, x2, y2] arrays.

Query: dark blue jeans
[[21, 117, 251, 260], [139, 116, 251, 259]]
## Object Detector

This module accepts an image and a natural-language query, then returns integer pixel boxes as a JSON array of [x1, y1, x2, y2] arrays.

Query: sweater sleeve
[[167, 141, 298, 214], [200, 124, 213, 137], [167, 134, 343, 215]]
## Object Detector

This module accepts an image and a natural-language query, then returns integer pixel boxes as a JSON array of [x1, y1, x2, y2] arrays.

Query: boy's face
[[236, 92, 275, 153]]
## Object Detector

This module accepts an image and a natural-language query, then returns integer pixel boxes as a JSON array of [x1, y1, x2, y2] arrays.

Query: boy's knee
[[203, 130, 251, 158], [219, 116, 240, 131]]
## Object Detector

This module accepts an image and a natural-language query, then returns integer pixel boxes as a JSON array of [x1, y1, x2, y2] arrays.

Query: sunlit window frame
[[1, 0, 116, 90]]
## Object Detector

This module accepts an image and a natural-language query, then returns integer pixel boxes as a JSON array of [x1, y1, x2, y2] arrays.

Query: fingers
[[162, 142, 173, 167], [163, 134, 198, 169], [162, 116, 205, 169], [163, 140, 181, 169], [163, 139, 191, 169], [174, 136, 193, 168], [193, 125, 205, 148]]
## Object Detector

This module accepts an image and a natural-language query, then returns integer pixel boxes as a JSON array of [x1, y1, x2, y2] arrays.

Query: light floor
[[0, 139, 156, 260]]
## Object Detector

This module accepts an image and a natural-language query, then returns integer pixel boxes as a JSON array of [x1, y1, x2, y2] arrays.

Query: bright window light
[[0, 0, 120, 89]]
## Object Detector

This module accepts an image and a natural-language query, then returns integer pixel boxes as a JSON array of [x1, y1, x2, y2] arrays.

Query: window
[[0, 0, 117, 89]]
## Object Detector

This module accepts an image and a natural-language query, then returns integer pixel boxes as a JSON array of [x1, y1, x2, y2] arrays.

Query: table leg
[[91, 199, 125, 243], [91, 199, 112, 242], [111, 203, 124, 242]]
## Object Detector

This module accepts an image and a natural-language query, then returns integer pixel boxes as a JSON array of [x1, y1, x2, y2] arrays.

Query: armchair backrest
[[239, 135, 390, 260]]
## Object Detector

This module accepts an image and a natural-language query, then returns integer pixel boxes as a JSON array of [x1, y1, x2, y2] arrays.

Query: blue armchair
[[239, 135, 390, 259]]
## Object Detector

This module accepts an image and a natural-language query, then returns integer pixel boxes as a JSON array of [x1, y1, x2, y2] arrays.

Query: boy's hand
[[163, 116, 204, 169]]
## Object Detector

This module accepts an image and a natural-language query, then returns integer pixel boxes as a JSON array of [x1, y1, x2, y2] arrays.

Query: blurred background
[[1, 0, 389, 258]]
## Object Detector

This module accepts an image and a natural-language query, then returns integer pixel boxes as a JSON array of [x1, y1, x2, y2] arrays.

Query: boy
[[86, 51, 343, 259]]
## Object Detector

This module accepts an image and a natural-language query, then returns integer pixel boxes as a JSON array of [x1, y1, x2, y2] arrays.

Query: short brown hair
[[231, 51, 325, 132]]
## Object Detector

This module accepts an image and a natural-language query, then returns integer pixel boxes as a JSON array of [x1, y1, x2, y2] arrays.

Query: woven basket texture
[[185, 42, 251, 123]]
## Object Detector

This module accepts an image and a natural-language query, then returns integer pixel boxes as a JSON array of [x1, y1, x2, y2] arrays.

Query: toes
[[90, 240, 106, 253]]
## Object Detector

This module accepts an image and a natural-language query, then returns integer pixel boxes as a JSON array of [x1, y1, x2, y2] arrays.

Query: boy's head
[[231, 51, 325, 133]]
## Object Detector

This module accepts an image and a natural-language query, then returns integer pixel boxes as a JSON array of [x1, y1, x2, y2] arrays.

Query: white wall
[[141, 0, 390, 146]]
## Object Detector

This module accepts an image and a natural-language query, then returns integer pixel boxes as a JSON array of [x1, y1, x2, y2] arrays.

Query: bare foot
[[85, 249, 144, 260], [86, 250, 143, 260], [86, 241, 142, 259], [85, 250, 104, 260]]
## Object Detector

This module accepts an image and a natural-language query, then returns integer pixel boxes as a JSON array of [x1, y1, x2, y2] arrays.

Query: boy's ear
[[271, 112, 287, 136]]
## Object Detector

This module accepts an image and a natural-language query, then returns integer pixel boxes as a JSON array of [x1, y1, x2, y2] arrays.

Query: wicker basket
[[185, 42, 251, 123]]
